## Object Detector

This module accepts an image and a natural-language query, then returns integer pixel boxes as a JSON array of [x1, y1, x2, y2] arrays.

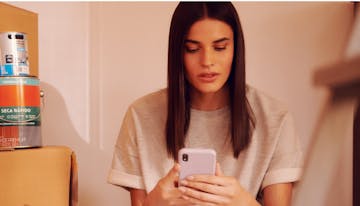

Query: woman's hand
[[178, 163, 260, 206], [143, 163, 190, 206]]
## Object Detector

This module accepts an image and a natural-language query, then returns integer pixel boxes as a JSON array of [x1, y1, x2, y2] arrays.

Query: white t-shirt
[[108, 86, 303, 197]]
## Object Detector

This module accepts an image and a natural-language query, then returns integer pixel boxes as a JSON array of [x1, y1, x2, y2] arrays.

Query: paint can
[[0, 48, 2, 73], [0, 32, 30, 76], [0, 76, 41, 149]]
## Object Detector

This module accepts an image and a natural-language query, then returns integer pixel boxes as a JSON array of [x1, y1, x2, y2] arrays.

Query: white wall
[[9, 2, 355, 206], [89, 2, 177, 154]]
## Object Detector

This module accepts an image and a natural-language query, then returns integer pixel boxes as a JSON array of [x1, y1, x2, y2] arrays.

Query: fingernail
[[186, 176, 194, 180], [174, 164, 180, 170], [181, 195, 189, 200], [178, 186, 186, 192], [180, 180, 187, 185]]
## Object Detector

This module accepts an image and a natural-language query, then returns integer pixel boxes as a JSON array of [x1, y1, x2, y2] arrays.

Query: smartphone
[[178, 148, 216, 183]]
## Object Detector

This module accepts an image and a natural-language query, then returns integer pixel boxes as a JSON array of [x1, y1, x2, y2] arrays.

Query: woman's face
[[184, 18, 234, 95]]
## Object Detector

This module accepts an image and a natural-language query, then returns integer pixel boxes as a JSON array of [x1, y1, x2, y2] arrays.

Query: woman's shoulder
[[129, 88, 167, 113], [246, 85, 289, 118]]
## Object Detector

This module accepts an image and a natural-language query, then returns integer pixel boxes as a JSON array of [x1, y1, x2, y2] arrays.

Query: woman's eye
[[214, 46, 226, 51], [185, 46, 200, 53]]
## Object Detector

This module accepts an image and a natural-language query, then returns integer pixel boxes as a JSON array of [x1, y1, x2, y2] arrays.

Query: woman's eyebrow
[[185, 39, 200, 44], [213, 37, 230, 44], [185, 37, 230, 44]]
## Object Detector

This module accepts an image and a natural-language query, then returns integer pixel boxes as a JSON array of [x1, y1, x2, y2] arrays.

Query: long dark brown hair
[[166, 2, 255, 160]]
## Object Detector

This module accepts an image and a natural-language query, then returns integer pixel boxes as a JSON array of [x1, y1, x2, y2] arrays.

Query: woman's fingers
[[185, 174, 232, 187], [179, 175, 238, 201], [180, 179, 228, 196], [179, 186, 229, 205], [215, 162, 224, 176], [182, 194, 217, 206], [166, 163, 180, 181], [146, 164, 193, 206], [169, 197, 197, 206], [176, 166, 255, 206], [160, 163, 180, 188]]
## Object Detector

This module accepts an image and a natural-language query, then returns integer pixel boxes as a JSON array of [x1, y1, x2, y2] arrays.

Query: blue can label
[[0, 32, 30, 76]]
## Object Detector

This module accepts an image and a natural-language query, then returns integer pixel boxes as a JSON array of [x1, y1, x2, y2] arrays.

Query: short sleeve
[[261, 112, 303, 189], [107, 107, 145, 190]]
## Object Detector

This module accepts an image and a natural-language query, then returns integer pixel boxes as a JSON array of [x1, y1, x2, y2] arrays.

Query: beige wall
[[9, 2, 354, 206]]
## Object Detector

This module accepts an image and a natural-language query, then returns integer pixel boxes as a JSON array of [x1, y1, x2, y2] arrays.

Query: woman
[[108, 2, 302, 206]]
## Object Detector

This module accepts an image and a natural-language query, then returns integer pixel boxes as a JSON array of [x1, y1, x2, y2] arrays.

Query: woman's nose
[[201, 48, 214, 68]]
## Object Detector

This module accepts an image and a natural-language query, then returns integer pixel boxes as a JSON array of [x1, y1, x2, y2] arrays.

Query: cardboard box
[[0, 146, 78, 206]]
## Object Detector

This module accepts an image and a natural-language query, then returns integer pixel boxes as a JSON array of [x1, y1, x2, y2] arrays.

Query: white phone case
[[178, 148, 216, 182]]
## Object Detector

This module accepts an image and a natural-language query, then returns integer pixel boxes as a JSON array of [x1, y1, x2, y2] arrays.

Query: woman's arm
[[130, 189, 146, 206], [128, 164, 190, 206], [263, 183, 293, 206]]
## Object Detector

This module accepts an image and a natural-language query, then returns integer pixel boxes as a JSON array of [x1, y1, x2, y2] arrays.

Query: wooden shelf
[[314, 55, 360, 90]]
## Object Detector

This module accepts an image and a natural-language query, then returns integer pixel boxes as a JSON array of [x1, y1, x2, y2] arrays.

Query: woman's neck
[[190, 86, 229, 111]]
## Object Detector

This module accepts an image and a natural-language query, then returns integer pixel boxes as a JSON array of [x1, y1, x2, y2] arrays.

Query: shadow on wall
[[39, 82, 130, 206]]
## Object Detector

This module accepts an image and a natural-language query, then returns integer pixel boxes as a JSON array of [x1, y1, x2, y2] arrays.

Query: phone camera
[[182, 154, 188, 162]]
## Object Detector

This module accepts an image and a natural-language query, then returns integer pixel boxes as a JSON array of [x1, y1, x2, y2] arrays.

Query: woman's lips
[[198, 72, 219, 82]]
